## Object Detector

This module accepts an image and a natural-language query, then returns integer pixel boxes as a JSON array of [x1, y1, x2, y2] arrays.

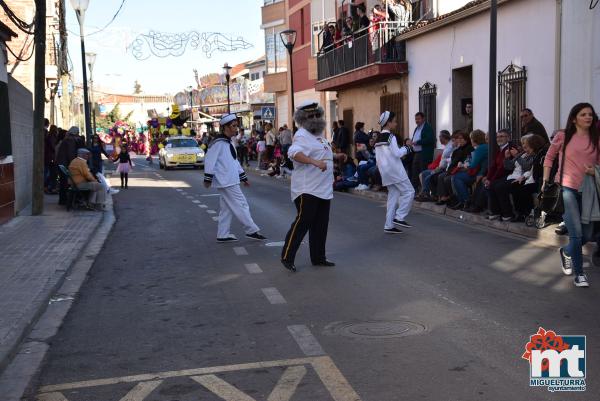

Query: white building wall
[[276, 93, 288, 127], [560, 2, 600, 124], [435, 0, 473, 16], [406, 0, 557, 137]]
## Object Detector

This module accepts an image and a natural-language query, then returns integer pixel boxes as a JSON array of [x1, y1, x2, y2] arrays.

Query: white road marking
[[176, 189, 183, 192], [265, 241, 285, 247], [200, 194, 221, 197], [207, 210, 217, 214], [199, 204, 208, 208], [118, 380, 163, 401], [212, 217, 219, 221], [261, 287, 287, 304], [37, 393, 68, 401], [37, 357, 362, 401], [267, 366, 307, 401], [191, 375, 255, 401], [192, 200, 201, 204], [244, 263, 263, 274], [287, 325, 325, 356], [233, 247, 248, 255]]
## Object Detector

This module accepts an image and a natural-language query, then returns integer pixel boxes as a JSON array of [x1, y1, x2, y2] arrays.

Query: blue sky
[[67, 0, 265, 95]]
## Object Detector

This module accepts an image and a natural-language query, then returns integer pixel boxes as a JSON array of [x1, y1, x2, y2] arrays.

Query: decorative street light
[[280, 29, 297, 128], [187, 85, 194, 126], [85, 52, 97, 135], [222, 63, 232, 114], [70, 0, 92, 143]]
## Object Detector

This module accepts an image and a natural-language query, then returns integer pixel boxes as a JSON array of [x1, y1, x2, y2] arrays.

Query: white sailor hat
[[219, 113, 237, 126], [296, 100, 320, 112], [379, 111, 391, 127]]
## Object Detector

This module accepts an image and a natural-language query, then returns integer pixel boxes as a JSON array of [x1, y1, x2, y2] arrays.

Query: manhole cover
[[324, 320, 426, 339]]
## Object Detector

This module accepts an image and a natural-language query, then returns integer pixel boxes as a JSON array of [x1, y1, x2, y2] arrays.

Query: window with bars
[[498, 64, 527, 140], [418, 82, 436, 135]]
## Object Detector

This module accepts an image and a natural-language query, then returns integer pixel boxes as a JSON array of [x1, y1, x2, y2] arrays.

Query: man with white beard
[[281, 101, 339, 272]]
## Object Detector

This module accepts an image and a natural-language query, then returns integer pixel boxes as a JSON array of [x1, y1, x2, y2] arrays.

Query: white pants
[[78, 181, 106, 205], [385, 179, 415, 229], [217, 185, 260, 238]]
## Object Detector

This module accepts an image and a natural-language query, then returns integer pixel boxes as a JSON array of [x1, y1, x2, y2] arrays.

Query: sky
[[67, 0, 265, 96]]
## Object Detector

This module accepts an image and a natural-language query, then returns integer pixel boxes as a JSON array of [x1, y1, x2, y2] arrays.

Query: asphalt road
[[30, 159, 600, 401]]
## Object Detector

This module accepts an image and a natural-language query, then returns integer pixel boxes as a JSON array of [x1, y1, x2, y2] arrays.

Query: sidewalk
[[0, 194, 111, 374]]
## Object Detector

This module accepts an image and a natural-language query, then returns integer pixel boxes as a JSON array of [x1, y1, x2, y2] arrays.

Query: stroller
[[525, 147, 560, 229]]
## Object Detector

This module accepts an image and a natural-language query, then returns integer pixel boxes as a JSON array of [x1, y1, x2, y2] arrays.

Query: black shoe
[[555, 224, 568, 236], [448, 202, 464, 210], [281, 260, 297, 272], [384, 227, 403, 234], [510, 214, 525, 223], [246, 232, 267, 241], [312, 260, 335, 267], [217, 235, 239, 243], [393, 219, 412, 228]]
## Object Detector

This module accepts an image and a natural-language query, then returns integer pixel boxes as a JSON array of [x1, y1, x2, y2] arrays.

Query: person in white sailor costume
[[204, 114, 267, 243], [374, 111, 415, 234], [281, 101, 338, 272]]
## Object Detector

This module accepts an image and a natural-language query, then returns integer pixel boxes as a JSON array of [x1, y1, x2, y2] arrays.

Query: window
[[419, 82, 437, 135], [265, 26, 289, 74], [380, 93, 404, 138], [498, 64, 527, 139], [263, 0, 283, 5]]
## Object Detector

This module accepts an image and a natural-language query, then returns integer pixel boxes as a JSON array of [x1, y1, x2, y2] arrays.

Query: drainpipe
[[554, 0, 562, 129]]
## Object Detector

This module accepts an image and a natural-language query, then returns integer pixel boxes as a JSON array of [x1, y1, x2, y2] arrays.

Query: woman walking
[[543, 103, 600, 287], [281, 101, 336, 272], [115, 146, 133, 189]]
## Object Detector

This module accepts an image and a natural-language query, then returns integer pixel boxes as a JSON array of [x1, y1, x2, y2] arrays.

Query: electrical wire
[[0, 0, 35, 34], [591, 0, 598, 9], [69, 0, 127, 37], [6, 36, 35, 62]]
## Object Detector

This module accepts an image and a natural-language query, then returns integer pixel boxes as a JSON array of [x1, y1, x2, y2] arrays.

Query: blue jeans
[[357, 161, 375, 185], [451, 171, 475, 203], [562, 187, 597, 275], [420, 169, 434, 193]]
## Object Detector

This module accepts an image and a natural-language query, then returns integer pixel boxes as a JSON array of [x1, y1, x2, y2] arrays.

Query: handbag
[[539, 138, 566, 214]]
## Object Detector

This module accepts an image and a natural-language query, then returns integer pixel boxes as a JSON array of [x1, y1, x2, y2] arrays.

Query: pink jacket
[[544, 131, 600, 190]]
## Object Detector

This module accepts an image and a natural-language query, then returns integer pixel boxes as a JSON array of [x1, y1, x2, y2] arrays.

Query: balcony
[[316, 22, 408, 92]]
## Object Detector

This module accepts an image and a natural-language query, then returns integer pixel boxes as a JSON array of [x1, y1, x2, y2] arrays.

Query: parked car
[[159, 136, 205, 170]]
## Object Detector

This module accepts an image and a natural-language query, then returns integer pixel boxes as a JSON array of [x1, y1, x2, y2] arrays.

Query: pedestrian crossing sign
[[261, 106, 276, 120]]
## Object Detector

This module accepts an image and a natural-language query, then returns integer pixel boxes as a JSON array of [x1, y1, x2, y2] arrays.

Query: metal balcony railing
[[317, 22, 407, 82]]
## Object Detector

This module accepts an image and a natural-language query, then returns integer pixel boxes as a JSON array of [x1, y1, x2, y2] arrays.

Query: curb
[[0, 193, 116, 401], [246, 167, 580, 251]]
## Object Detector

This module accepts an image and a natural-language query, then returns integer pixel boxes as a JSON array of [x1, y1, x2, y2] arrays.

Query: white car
[[159, 136, 205, 170]]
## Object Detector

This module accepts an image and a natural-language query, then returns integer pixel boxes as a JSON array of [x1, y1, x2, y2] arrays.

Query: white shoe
[[356, 184, 369, 191]]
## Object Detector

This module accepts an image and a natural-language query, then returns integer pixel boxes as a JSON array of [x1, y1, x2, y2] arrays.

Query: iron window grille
[[498, 63, 527, 140], [418, 82, 437, 135]]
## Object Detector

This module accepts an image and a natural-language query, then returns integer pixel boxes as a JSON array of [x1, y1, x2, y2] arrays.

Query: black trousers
[[511, 182, 538, 215], [281, 194, 330, 264], [410, 152, 424, 190], [489, 179, 514, 217]]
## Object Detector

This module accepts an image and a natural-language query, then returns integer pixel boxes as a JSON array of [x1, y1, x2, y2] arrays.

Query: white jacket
[[204, 136, 247, 188], [374, 130, 413, 186]]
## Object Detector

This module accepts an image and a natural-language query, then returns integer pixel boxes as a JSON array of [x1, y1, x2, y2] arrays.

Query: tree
[[133, 80, 142, 94], [95, 103, 134, 131]]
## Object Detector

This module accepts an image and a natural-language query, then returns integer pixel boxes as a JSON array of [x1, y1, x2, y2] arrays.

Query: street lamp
[[70, 0, 92, 143], [222, 63, 232, 114], [280, 29, 297, 128], [187, 85, 194, 127], [86, 52, 96, 136]]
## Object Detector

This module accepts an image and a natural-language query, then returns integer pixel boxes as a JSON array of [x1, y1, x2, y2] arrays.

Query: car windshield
[[169, 139, 198, 148]]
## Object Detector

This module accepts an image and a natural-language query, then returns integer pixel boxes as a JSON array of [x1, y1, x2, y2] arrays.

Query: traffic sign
[[261, 106, 276, 120]]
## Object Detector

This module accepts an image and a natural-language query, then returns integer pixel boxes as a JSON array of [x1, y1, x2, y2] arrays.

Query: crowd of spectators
[[320, 0, 413, 54]]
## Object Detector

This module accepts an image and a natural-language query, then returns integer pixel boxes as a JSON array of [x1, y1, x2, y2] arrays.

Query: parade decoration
[[127, 31, 253, 60]]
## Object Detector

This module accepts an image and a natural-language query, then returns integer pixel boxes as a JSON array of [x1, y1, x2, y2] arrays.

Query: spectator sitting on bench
[[68, 148, 106, 210]]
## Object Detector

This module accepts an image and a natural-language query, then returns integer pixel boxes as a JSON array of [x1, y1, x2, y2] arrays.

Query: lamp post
[[187, 85, 194, 129], [488, 0, 497, 174], [70, 0, 92, 144], [86, 52, 96, 136], [280, 29, 297, 128], [222, 63, 232, 114]]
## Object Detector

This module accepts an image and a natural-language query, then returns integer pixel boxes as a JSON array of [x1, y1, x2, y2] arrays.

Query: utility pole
[[488, 0, 497, 173], [32, 0, 46, 215]]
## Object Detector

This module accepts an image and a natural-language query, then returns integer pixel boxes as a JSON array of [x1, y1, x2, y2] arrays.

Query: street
[[29, 161, 599, 401]]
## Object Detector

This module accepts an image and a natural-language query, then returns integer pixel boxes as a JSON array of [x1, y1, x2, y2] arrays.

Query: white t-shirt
[[287, 128, 334, 201]]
